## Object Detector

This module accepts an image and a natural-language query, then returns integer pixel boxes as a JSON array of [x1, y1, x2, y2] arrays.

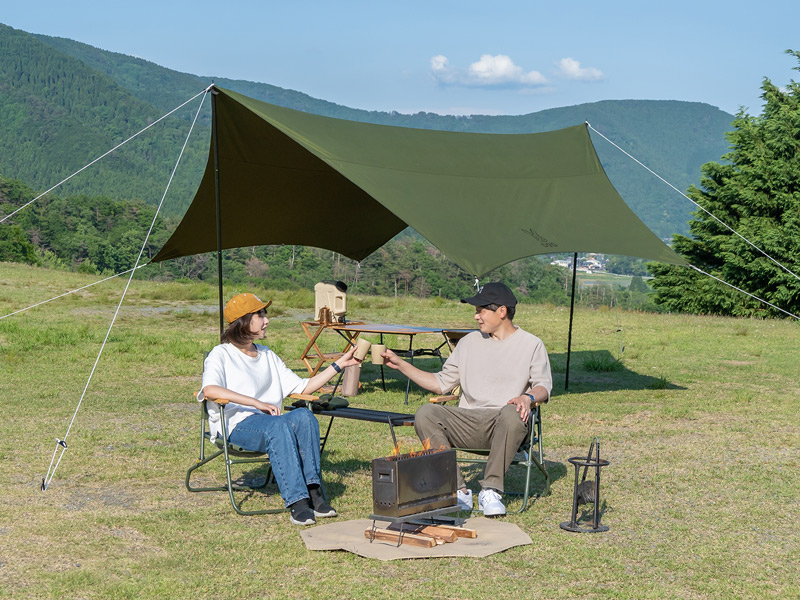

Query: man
[[381, 282, 552, 516]]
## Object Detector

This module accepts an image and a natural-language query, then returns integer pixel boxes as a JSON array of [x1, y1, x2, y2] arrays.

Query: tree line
[[0, 176, 660, 311], [649, 50, 800, 319], [5, 49, 799, 318], [2, 24, 735, 241]]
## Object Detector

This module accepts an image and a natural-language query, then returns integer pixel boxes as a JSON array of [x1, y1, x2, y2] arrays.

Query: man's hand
[[380, 348, 404, 370], [380, 348, 442, 394], [507, 395, 532, 423]]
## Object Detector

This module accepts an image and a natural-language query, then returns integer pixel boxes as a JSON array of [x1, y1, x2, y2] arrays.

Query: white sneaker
[[456, 488, 473, 511], [478, 488, 506, 517]]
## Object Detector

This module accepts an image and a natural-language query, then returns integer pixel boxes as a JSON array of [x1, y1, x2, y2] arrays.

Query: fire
[[388, 438, 447, 459]]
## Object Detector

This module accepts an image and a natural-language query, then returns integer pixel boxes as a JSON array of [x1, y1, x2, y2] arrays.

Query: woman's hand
[[256, 400, 280, 416], [335, 345, 361, 369], [201, 385, 281, 415]]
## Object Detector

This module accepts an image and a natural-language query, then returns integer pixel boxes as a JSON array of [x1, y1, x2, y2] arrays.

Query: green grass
[[1, 262, 799, 599], [577, 271, 635, 287]]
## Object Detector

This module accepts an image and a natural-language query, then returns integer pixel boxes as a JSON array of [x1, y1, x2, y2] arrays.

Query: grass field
[[577, 271, 636, 287], [1, 262, 798, 599]]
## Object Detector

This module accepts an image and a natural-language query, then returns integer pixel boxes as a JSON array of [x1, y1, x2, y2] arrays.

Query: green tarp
[[152, 87, 686, 275]]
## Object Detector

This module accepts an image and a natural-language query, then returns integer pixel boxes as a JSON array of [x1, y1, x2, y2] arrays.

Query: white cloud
[[430, 54, 457, 84], [431, 53, 548, 88], [555, 57, 604, 81]]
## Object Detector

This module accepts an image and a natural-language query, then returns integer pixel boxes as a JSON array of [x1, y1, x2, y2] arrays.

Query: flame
[[386, 438, 447, 459]]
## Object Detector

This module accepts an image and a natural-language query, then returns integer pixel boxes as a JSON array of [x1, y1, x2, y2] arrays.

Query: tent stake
[[565, 252, 578, 391]]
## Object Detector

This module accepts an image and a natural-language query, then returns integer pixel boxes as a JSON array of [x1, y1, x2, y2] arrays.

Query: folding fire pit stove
[[369, 448, 464, 545]]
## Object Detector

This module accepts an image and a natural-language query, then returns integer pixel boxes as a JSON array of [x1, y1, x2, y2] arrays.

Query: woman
[[198, 292, 360, 525]]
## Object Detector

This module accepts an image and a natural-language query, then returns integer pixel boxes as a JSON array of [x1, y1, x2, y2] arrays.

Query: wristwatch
[[331, 362, 342, 373], [523, 393, 535, 405]]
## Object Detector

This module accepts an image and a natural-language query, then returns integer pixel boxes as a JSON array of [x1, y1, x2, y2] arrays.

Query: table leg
[[329, 371, 344, 396], [334, 330, 359, 356], [404, 335, 414, 404], [387, 415, 399, 451], [379, 333, 386, 392], [300, 322, 330, 375], [319, 415, 335, 455]]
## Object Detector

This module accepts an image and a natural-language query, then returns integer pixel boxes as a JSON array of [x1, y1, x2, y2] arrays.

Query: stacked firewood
[[364, 523, 477, 548]]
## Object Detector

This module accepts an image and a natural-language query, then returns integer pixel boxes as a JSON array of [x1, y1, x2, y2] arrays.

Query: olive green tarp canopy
[[152, 87, 686, 275]]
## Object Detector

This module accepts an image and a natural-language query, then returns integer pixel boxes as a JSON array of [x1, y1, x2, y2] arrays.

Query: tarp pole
[[565, 252, 578, 391], [211, 87, 224, 338]]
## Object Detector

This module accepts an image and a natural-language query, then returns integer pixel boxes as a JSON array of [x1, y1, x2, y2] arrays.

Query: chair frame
[[185, 397, 285, 516], [430, 395, 551, 513]]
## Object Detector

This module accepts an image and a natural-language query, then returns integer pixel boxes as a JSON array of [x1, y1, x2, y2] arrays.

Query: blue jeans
[[228, 408, 321, 507]]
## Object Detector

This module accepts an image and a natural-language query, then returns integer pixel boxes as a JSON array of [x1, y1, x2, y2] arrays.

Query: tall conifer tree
[[650, 50, 800, 317]]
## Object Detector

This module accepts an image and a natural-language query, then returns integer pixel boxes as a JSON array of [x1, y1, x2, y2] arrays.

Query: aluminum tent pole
[[564, 252, 578, 391], [211, 87, 224, 338]]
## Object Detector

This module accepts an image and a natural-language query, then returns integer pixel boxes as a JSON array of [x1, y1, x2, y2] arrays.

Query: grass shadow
[[549, 349, 685, 395], [319, 455, 372, 503], [574, 499, 610, 529], [355, 351, 684, 397], [458, 455, 567, 503]]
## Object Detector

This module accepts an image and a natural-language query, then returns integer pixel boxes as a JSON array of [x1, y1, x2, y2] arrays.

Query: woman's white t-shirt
[[198, 343, 309, 441]]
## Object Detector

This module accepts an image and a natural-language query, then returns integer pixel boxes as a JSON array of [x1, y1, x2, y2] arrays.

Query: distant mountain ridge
[[1, 23, 735, 238]]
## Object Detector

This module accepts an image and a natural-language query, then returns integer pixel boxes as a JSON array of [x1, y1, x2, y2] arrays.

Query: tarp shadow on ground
[[355, 350, 684, 397], [548, 349, 684, 395]]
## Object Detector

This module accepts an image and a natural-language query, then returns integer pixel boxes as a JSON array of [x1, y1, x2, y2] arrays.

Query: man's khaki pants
[[414, 403, 529, 492]]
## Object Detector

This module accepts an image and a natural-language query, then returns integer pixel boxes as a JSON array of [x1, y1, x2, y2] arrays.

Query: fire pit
[[371, 448, 457, 518]]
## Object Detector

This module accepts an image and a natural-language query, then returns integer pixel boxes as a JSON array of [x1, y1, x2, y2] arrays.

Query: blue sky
[[3, 1, 800, 116]]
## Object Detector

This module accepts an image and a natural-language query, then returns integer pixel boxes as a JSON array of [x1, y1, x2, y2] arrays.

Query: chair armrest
[[288, 393, 319, 401], [196, 392, 318, 406], [205, 396, 230, 405], [429, 395, 459, 404], [430, 395, 547, 407], [193, 391, 230, 405]]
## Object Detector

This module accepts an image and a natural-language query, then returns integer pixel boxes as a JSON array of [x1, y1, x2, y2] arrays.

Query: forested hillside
[[0, 176, 660, 311], [0, 25, 206, 211], [0, 23, 734, 239]]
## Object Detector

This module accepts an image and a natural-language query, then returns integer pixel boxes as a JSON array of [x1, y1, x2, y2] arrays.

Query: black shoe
[[289, 498, 316, 526], [308, 485, 337, 518]]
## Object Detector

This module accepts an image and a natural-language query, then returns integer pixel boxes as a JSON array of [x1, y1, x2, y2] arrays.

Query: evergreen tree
[[649, 51, 800, 317], [0, 224, 39, 263]]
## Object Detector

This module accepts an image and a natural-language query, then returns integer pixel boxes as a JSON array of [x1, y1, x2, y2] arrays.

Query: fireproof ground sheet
[[299, 517, 532, 560]]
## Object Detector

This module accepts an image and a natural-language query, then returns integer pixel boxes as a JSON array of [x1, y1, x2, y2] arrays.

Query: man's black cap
[[461, 282, 517, 308]]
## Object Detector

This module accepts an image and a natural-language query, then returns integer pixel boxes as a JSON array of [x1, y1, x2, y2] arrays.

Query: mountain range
[[0, 23, 735, 240]]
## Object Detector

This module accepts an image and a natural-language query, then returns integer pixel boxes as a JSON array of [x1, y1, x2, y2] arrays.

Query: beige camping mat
[[300, 516, 531, 561]]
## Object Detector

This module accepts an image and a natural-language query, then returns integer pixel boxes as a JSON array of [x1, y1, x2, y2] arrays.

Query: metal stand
[[368, 506, 464, 545], [560, 439, 609, 533]]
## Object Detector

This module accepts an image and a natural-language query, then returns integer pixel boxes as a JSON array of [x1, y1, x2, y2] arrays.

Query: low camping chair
[[429, 390, 550, 514], [185, 393, 318, 516]]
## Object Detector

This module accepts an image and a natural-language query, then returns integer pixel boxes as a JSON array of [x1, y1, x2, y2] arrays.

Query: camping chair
[[185, 392, 318, 516], [429, 390, 550, 514]]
